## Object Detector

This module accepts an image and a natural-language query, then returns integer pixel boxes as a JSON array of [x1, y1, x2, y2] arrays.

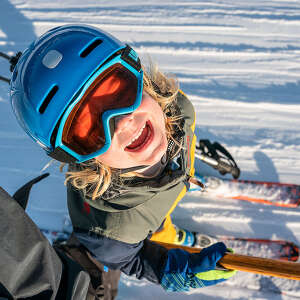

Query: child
[[9, 24, 235, 296]]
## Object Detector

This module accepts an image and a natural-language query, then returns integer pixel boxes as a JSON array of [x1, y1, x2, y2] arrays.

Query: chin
[[144, 140, 168, 165], [143, 156, 161, 166]]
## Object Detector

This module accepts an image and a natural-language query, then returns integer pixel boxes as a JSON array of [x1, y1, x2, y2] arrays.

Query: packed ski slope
[[1, 0, 300, 299]]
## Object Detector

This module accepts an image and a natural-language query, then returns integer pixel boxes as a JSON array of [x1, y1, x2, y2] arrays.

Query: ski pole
[[155, 241, 300, 281], [195, 152, 240, 179], [196, 139, 241, 179], [0, 52, 10, 60], [0, 75, 10, 84]]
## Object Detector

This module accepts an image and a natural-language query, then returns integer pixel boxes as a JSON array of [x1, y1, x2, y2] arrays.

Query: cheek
[[152, 104, 166, 133], [142, 97, 165, 123], [95, 146, 119, 165], [95, 153, 109, 165]]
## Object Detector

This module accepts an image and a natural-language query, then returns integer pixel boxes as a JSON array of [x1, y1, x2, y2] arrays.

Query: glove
[[160, 242, 236, 292]]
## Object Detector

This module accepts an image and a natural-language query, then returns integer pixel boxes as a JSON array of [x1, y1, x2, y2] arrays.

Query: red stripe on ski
[[192, 174, 300, 207], [230, 180, 300, 207], [230, 195, 300, 208]]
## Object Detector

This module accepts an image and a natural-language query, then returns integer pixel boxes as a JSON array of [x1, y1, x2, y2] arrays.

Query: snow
[[1, 0, 300, 299]]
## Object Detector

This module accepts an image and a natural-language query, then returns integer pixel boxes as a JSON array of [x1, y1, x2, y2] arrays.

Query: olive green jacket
[[67, 91, 196, 244]]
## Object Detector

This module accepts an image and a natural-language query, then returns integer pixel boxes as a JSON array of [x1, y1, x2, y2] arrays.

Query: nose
[[114, 113, 133, 132]]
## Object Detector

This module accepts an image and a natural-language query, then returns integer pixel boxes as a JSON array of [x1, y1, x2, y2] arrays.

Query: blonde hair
[[62, 61, 182, 200]]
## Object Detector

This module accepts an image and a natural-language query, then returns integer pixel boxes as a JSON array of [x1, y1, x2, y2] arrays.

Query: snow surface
[[1, 0, 300, 299]]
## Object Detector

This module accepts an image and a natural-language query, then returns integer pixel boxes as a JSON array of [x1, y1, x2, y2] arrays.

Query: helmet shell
[[10, 24, 125, 152]]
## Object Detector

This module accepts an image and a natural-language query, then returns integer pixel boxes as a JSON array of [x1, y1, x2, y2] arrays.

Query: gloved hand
[[160, 242, 236, 292]]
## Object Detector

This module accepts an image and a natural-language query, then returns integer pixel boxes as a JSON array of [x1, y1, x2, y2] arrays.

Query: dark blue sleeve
[[74, 231, 168, 284]]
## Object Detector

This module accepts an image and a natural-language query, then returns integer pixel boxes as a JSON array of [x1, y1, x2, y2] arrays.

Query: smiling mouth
[[125, 121, 153, 152]]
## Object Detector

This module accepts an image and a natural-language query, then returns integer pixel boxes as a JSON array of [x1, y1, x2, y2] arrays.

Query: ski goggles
[[52, 46, 143, 163]]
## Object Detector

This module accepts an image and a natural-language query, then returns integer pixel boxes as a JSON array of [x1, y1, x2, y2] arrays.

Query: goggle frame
[[53, 47, 143, 163]]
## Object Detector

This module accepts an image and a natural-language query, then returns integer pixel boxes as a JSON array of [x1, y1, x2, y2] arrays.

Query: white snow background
[[1, 0, 300, 299]]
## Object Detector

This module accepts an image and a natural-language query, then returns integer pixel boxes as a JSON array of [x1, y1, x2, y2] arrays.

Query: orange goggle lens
[[62, 64, 138, 155]]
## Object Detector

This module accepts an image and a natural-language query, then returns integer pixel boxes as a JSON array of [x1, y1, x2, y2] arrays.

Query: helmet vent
[[39, 85, 59, 114], [80, 39, 103, 58]]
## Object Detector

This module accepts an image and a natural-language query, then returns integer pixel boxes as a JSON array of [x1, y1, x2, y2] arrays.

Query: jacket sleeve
[[0, 186, 91, 300], [74, 230, 168, 284]]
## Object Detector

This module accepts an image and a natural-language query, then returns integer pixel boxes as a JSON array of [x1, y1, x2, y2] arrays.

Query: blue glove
[[160, 242, 236, 292]]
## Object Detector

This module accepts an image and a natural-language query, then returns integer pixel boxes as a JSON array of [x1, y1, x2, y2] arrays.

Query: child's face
[[96, 92, 168, 169]]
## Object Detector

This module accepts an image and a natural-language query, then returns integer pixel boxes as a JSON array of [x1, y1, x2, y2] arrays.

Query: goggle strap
[[118, 165, 149, 174], [48, 147, 77, 163], [121, 45, 141, 71]]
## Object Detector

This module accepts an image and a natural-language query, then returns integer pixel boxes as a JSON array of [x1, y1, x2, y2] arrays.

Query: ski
[[193, 233, 299, 262], [193, 139, 300, 208], [190, 173, 300, 208]]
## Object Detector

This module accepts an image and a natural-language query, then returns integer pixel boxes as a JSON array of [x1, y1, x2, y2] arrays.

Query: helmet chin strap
[[118, 165, 149, 175]]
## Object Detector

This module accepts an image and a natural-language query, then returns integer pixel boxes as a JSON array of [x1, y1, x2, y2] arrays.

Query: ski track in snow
[[1, 0, 300, 299]]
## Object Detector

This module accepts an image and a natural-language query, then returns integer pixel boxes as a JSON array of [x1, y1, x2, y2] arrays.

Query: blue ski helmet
[[10, 24, 143, 163]]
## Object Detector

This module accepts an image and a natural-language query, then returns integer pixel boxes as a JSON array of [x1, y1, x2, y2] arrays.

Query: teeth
[[127, 124, 146, 146]]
